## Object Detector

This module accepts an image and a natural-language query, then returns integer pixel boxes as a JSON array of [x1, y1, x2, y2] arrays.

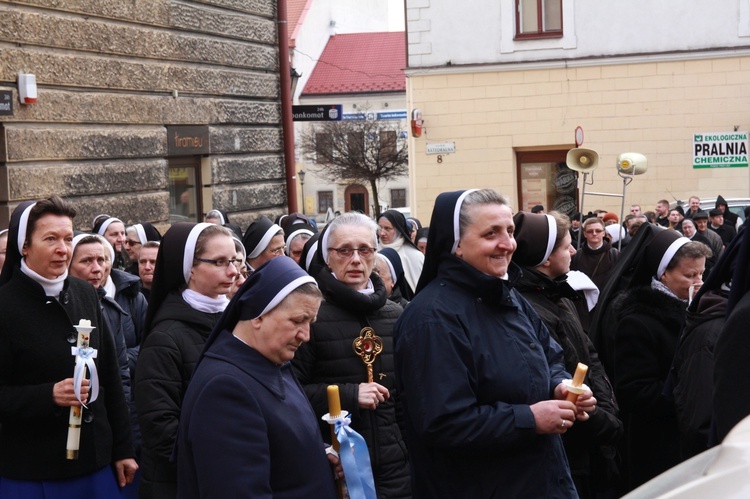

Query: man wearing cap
[[668, 208, 684, 232], [709, 208, 736, 246], [693, 211, 724, 258]]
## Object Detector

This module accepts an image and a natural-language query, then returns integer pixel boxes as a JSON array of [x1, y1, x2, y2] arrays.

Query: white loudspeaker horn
[[566, 148, 599, 173], [616, 152, 648, 175]]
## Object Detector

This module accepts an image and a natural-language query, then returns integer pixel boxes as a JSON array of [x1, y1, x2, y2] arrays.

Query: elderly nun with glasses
[[292, 212, 411, 498]]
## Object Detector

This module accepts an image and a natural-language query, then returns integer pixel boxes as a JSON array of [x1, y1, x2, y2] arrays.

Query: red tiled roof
[[288, 0, 313, 48], [301, 32, 406, 96]]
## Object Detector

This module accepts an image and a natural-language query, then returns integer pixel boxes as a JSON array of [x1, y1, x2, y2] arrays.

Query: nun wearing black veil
[[610, 228, 710, 492], [177, 256, 338, 498], [0, 197, 136, 497], [393, 189, 594, 498], [134, 222, 238, 498]]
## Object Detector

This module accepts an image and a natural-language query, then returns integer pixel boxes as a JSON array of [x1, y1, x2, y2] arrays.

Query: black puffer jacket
[[516, 267, 623, 499], [112, 269, 148, 378], [134, 292, 222, 499], [292, 271, 411, 499]]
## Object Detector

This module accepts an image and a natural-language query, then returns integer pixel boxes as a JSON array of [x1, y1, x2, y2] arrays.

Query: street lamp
[[298, 170, 306, 215]]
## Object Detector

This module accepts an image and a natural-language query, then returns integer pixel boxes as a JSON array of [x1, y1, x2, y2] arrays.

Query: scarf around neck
[[21, 258, 66, 297], [182, 288, 230, 314]]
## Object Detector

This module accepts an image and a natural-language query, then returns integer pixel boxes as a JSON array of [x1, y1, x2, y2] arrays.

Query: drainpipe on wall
[[278, 0, 298, 213]]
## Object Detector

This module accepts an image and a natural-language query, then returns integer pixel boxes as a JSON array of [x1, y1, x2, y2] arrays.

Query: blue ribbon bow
[[71, 346, 99, 408], [335, 416, 376, 499]]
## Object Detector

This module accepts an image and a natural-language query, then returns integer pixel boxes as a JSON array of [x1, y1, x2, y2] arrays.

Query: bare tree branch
[[298, 117, 408, 217]]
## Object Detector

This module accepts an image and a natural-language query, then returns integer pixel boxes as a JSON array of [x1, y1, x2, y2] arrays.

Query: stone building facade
[[0, 0, 284, 230]]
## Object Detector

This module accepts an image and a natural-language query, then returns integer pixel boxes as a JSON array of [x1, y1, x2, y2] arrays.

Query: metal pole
[[278, 0, 298, 213], [577, 172, 589, 251]]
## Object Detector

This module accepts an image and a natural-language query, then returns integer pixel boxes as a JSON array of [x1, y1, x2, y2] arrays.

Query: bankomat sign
[[693, 132, 749, 169]]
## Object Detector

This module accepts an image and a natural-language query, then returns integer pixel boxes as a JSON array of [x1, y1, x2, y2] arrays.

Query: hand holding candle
[[564, 363, 588, 403]]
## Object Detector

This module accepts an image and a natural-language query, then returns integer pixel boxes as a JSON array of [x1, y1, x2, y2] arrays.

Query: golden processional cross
[[352, 327, 383, 382]]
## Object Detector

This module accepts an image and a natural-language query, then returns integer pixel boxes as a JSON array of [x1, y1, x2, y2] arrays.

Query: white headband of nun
[[17, 202, 37, 253], [71, 233, 115, 264], [657, 237, 691, 279], [376, 253, 397, 283], [451, 189, 479, 255], [134, 224, 147, 245], [305, 240, 319, 272], [183, 223, 213, 283], [233, 235, 247, 261], [247, 224, 283, 259], [540, 214, 557, 266], [97, 217, 122, 236], [255, 275, 318, 319], [285, 228, 314, 253]]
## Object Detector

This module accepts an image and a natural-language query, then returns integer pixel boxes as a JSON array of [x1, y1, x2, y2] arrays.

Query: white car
[[624, 415, 750, 498]]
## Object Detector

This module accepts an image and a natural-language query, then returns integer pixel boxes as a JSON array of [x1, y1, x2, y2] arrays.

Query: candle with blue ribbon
[[323, 385, 376, 499], [66, 319, 99, 460]]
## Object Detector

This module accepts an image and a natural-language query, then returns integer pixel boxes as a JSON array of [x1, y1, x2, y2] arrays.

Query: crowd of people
[[0, 191, 747, 498]]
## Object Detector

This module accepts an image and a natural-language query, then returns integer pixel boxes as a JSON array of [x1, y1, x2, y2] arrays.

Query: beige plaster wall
[[408, 56, 750, 222]]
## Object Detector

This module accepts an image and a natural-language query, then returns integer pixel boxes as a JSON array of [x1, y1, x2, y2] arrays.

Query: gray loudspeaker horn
[[566, 148, 599, 173]]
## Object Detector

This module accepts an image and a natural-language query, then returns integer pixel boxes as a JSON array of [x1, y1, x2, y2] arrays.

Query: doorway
[[344, 184, 369, 215]]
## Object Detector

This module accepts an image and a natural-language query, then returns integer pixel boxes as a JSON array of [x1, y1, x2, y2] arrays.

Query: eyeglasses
[[584, 229, 605, 235], [124, 239, 142, 247], [328, 247, 377, 258], [267, 245, 286, 256], [195, 257, 242, 269]]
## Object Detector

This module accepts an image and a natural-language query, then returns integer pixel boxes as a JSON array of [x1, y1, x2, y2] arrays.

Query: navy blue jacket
[[177, 331, 336, 499], [394, 257, 576, 498]]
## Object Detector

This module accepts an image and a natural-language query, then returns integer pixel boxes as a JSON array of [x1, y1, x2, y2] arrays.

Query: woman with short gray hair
[[292, 211, 411, 498]]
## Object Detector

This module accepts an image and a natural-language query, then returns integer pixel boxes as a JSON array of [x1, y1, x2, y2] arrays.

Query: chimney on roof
[[329, 20, 336, 37]]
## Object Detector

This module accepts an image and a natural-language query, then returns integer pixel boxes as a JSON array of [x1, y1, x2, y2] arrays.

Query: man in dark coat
[[715, 195, 740, 228], [709, 208, 736, 246], [571, 217, 620, 292]]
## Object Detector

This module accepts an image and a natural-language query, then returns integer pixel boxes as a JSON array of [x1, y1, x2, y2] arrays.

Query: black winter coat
[[713, 290, 750, 442], [0, 269, 134, 480], [292, 271, 411, 499], [112, 269, 148, 378], [571, 240, 619, 293], [670, 290, 726, 459], [516, 267, 623, 498], [134, 292, 222, 499], [614, 285, 686, 492], [394, 257, 576, 499]]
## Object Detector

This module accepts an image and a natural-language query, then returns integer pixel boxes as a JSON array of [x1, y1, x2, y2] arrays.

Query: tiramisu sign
[[167, 126, 210, 156]]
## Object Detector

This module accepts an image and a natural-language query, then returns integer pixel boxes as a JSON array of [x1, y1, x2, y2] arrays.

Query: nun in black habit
[[242, 216, 284, 274], [177, 256, 338, 498], [134, 222, 238, 499], [0, 197, 136, 496]]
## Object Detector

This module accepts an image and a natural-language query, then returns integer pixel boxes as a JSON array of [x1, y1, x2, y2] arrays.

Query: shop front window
[[516, 150, 578, 218]]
